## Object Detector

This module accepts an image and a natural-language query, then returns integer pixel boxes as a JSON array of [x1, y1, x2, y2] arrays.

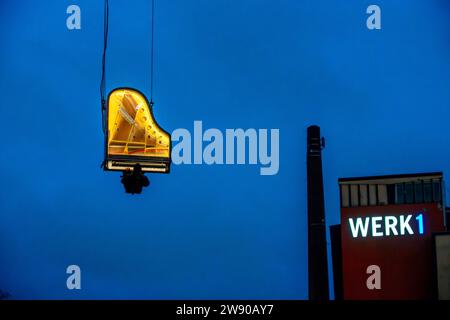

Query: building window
[[433, 180, 442, 203], [350, 185, 359, 207], [341, 185, 349, 208], [414, 182, 423, 203], [360, 184, 368, 206], [369, 185, 377, 206], [387, 184, 396, 204], [378, 184, 388, 205], [395, 183, 404, 204], [405, 183, 414, 204], [423, 181, 432, 203]]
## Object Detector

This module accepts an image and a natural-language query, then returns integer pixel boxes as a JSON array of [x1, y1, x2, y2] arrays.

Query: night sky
[[0, 0, 449, 299]]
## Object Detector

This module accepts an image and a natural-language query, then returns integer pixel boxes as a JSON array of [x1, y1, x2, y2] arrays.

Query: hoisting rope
[[150, 0, 155, 106], [100, 0, 109, 133], [100, 0, 156, 132]]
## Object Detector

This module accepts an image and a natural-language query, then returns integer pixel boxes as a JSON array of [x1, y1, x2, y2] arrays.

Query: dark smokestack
[[307, 125, 329, 300]]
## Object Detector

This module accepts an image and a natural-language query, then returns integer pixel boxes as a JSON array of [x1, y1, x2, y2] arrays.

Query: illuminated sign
[[348, 213, 424, 238]]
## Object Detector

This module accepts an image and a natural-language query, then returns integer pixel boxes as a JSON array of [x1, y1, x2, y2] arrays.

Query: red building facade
[[338, 172, 446, 299]]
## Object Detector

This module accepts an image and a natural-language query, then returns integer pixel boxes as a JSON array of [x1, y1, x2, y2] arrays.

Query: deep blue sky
[[0, 0, 449, 299]]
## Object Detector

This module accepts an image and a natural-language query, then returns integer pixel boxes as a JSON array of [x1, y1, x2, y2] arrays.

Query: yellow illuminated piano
[[104, 88, 171, 173]]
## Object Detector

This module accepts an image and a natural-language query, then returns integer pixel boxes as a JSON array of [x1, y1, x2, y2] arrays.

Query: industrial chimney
[[307, 125, 329, 300]]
